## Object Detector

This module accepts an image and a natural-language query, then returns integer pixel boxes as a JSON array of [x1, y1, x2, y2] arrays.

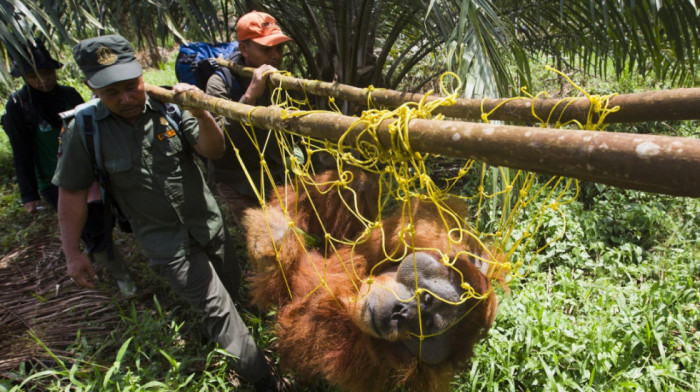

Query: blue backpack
[[175, 41, 241, 91]]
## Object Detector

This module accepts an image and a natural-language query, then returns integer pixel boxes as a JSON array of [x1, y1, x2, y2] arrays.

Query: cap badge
[[96, 47, 118, 65]]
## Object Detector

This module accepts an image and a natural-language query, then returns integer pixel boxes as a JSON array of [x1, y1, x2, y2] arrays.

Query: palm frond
[[507, 0, 699, 86], [0, 233, 121, 376], [1, 0, 697, 99]]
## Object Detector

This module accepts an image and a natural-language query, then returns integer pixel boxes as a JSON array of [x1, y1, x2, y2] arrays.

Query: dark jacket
[[1, 84, 84, 203]]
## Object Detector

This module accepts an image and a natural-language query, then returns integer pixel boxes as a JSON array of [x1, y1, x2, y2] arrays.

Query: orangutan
[[243, 168, 499, 392]]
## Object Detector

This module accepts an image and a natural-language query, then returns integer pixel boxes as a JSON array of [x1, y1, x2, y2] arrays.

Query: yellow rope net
[[220, 67, 618, 355]]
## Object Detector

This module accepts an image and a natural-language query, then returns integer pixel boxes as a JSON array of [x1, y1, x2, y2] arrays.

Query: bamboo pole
[[218, 59, 700, 124], [147, 84, 700, 198]]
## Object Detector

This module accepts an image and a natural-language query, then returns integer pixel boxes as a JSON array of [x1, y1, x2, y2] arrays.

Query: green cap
[[73, 34, 142, 89]]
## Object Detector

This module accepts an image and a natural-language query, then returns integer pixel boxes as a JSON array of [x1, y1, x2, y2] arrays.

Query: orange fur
[[243, 169, 498, 392]]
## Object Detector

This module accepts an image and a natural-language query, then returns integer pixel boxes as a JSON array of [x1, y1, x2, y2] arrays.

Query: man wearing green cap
[[53, 34, 284, 392], [1, 39, 135, 296]]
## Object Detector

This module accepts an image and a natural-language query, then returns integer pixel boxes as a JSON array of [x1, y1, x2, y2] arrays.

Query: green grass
[[141, 52, 179, 87], [461, 189, 699, 392], [1, 54, 699, 392]]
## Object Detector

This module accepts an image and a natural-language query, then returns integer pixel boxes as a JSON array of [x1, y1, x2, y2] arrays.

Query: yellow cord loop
[[221, 66, 604, 356]]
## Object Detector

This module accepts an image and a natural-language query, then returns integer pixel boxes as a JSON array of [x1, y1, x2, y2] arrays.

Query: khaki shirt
[[53, 95, 222, 258]]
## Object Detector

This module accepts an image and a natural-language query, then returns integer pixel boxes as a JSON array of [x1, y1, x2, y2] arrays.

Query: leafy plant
[[2, 1, 698, 98]]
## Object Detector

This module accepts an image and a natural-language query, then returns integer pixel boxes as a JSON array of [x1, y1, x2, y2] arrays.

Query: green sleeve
[[178, 109, 200, 149]]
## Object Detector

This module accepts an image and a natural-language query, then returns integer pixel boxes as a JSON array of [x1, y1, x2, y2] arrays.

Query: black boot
[[253, 371, 292, 392]]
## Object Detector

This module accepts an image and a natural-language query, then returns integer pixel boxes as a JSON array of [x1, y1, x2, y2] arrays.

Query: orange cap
[[236, 11, 292, 46]]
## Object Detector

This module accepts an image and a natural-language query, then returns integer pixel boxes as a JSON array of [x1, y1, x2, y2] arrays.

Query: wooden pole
[[147, 84, 700, 198], [218, 59, 700, 124]]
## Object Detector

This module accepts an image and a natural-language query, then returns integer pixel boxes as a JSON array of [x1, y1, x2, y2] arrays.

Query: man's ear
[[238, 40, 249, 57]]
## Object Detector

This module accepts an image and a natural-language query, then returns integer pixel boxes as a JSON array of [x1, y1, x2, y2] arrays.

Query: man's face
[[24, 69, 57, 92], [240, 40, 285, 68], [91, 76, 146, 122]]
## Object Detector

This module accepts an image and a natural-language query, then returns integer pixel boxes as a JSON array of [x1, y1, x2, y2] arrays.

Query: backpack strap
[[154, 99, 206, 161], [155, 100, 192, 153], [219, 66, 243, 99], [75, 101, 105, 178], [69, 100, 123, 260], [68, 100, 109, 186], [161, 102, 182, 133]]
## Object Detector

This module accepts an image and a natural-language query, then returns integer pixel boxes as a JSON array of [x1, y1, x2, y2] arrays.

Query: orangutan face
[[355, 252, 494, 364]]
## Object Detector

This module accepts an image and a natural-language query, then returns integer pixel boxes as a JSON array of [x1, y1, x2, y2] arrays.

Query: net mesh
[[222, 67, 617, 355]]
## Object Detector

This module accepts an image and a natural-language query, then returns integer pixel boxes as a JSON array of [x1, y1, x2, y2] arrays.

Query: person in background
[[54, 34, 285, 391], [205, 11, 300, 232], [1, 39, 134, 295]]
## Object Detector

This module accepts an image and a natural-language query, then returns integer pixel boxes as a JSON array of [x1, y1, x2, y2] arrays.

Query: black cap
[[10, 40, 62, 78], [72, 34, 142, 89]]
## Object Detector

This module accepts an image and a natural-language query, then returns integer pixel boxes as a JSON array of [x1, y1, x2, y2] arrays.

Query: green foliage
[[454, 145, 700, 389], [4, 0, 698, 101], [141, 52, 179, 87], [462, 190, 699, 391], [0, 131, 12, 178]]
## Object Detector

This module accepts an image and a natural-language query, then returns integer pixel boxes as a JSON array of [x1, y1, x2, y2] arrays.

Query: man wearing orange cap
[[205, 11, 294, 231]]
